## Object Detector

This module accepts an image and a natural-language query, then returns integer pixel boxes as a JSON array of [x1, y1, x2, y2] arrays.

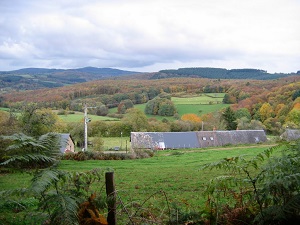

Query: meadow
[[0, 144, 276, 223]]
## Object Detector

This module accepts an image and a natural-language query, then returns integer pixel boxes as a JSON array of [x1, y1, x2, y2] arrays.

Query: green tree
[[235, 108, 251, 120], [222, 93, 236, 104], [144, 97, 176, 116], [19, 105, 64, 137], [122, 108, 148, 132], [158, 100, 176, 116], [96, 105, 109, 116], [285, 109, 300, 128], [144, 98, 160, 115], [292, 89, 300, 101], [222, 107, 237, 130], [69, 122, 85, 148]]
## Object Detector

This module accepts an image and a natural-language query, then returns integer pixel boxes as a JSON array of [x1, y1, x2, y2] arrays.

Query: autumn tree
[[181, 113, 202, 123], [259, 103, 274, 122], [117, 99, 134, 114]]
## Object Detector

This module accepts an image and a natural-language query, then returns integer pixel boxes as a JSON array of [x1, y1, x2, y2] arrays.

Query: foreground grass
[[0, 145, 273, 215], [63, 145, 272, 207]]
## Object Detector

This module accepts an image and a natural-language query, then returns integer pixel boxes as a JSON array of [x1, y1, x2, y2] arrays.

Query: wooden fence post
[[105, 172, 116, 225]]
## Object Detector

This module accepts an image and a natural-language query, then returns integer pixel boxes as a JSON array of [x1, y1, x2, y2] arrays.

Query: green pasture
[[172, 94, 224, 105], [0, 144, 276, 212], [176, 103, 229, 116], [0, 107, 10, 112], [58, 112, 119, 122]]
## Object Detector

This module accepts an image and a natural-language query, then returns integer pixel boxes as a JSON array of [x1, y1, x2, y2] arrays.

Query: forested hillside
[[0, 67, 140, 93], [1, 66, 299, 94], [154, 67, 300, 80]]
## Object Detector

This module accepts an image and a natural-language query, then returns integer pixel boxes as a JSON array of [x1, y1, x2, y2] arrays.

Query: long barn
[[130, 130, 267, 150]]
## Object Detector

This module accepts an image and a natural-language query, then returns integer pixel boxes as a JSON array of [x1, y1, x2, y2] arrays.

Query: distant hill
[[152, 67, 299, 80], [1, 66, 299, 94], [0, 67, 140, 93]]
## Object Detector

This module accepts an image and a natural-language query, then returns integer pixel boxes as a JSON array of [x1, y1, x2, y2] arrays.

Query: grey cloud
[[0, 0, 299, 72]]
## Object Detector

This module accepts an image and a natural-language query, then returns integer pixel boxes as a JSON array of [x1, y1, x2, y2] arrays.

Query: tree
[[96, 105, 109, 116], [259, 103, 274, 122], [19, 105, 65, 137], [223, 93, 236, 104], [235, 108, 251, 120], [292, 89, 300, 101], [181, 113, 202, 123], [285, 109, 300, 128], [263, 117, 281, 134], [117, 99, 134, 114], [222, 107, 237, 130], [237, 118, 265, 130], [157, 100, 176, 116], [122, 108, 148, 132], [69, 122, 85, 147], [144, 97, 176, 116]]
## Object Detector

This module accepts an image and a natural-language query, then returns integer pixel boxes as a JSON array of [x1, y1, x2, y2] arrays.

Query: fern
[[41, 193, 80, 225], [0, 132, 60, 169], [201, 140, 300, 224], [29, 168, 67, 195]]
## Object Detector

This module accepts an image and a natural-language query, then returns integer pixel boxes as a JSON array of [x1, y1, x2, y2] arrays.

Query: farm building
[[59, 133, 75, 153], [280, 129, 300, 141], [130, 130, 267, 150]]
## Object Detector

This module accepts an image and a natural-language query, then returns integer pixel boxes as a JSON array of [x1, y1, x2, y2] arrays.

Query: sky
[[0, 0, 299, 73]]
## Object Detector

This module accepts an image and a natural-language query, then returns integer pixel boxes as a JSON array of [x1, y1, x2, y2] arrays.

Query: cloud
[[0, 0, 299, 72]]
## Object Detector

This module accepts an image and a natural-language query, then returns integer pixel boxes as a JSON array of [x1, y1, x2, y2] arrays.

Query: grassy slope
[[0, 145, 274, 210]]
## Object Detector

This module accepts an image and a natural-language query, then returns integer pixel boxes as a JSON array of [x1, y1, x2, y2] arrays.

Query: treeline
[[155, 67, 298, 80]]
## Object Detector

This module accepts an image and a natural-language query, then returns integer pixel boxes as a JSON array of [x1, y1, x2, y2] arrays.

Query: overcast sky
[[0, 0, 299, 73]]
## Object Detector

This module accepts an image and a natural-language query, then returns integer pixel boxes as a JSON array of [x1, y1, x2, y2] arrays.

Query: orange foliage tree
[[181, 113, 202, 123]]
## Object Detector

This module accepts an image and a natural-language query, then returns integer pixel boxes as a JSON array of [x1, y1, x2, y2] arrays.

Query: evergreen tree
[[222, 107, 237, 130]]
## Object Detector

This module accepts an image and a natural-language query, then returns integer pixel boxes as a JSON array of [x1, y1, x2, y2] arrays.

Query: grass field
[[58, 112, 119, 123], [172, 94, 224, 105], [0, 144, 276, 219], [130, 94, 228, 121]]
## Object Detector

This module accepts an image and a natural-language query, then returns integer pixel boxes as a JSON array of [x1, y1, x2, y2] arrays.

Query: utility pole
[[120, 131, 123, 150], [84, 103, 96, 151]]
